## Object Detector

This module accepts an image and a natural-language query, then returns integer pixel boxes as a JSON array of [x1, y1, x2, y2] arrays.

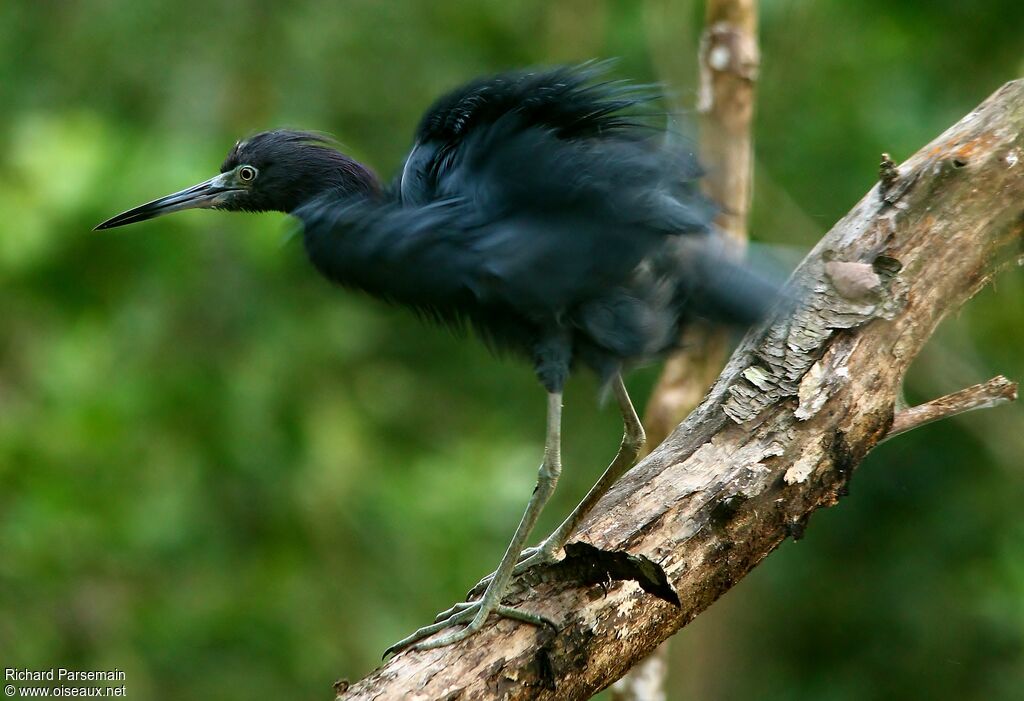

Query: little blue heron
[[96, 63, 778, 653]]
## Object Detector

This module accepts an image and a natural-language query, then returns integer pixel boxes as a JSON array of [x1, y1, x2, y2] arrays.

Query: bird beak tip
[[93, 172, 237, 233], [93, 217, 124, 231]]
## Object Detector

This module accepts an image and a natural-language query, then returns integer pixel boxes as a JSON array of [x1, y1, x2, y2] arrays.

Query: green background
[[1, 1, 1022, 699]]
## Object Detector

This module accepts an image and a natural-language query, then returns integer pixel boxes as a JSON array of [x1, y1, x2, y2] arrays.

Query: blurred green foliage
[[0, 1, 1022, 699]]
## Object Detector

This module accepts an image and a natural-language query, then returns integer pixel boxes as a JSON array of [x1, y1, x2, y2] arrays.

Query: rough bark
[[338, 81, 1024, 701]]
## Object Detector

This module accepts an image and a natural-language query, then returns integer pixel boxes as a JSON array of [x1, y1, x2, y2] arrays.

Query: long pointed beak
[[94, 172, 241, 230]]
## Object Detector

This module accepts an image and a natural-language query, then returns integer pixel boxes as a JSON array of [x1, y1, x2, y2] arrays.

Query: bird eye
[[238, 165, 258, 183]]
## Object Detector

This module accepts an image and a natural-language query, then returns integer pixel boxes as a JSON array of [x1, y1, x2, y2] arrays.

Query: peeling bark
[[338, 81, 1024, 701]]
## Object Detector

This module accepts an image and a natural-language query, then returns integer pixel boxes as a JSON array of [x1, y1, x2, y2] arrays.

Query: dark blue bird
[[96, 63, 778, 653]]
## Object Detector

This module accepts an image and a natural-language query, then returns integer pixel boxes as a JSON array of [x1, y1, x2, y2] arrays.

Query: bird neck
[[279, 150, 382, 215], [313, 156, 381, 210]]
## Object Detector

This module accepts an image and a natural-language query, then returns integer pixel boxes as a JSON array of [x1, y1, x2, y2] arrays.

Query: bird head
[[95, 130, 378, 230]]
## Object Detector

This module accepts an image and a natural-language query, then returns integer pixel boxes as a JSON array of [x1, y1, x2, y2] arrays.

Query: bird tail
[[669, 234, 790, 329]]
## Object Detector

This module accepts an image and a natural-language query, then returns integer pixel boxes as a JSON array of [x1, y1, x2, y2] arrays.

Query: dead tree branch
[[885, 375, 1018, 441], [339, 80, 1024, 701]]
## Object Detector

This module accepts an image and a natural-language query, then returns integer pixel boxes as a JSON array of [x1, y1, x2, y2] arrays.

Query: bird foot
[[383, 598, 555, 657], [466, 542, 562, 599]]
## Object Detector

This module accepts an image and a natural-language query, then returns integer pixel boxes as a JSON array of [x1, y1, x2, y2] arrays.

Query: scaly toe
[[494, 605, 558, 630], [385, 599, 558, 656], [433, 600, 475, 623], [383, 605, 476, 658], [413, 613, 484, 651]]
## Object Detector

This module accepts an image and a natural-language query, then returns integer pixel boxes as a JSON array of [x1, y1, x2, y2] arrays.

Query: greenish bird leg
[[527, 373, 644, 562], [468, 373, 644, 594], [384, 391, 564, 655]]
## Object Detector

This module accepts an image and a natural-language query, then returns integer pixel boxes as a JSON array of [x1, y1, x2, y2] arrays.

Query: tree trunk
[[616, 2, 759, 698], [641, 0, 759, 450], [337, 80, 1024, 701]]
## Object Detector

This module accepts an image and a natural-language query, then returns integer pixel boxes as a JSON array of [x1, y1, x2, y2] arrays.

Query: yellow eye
[[238, 165, 257, 183]]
